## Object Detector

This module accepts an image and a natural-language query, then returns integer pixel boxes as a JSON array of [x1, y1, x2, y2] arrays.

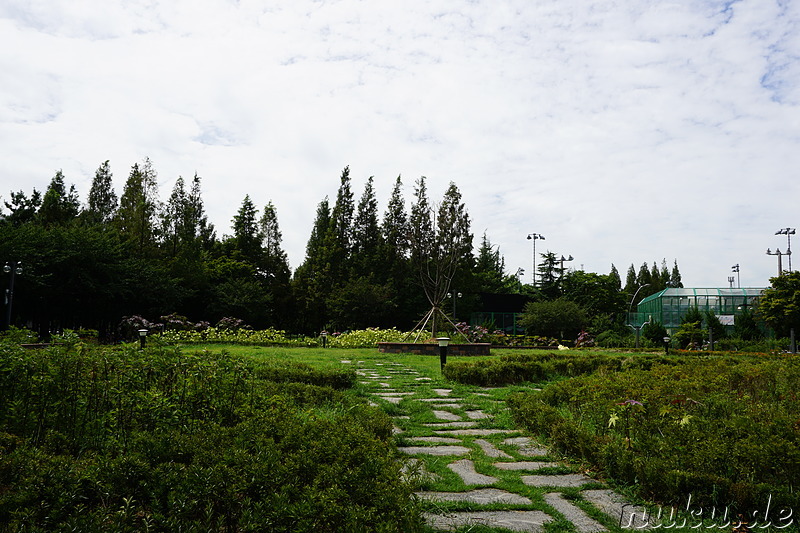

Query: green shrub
[[0, 344, 422, 531], [507, 356, 800, 514]]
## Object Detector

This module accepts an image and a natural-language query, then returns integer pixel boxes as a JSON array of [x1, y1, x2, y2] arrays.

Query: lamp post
[[437, 337, 450, 372], [3, 261, 23, 331], [731, 264, 740, 288], [776, 228, 795, 272], [320, 330, 328, 348], [138, 328, 148, 349], [767, 248, 784, 276], [627, 284, 650, 349], [663, 336, 671, 355], [526, 233, 545, 287], [447, 291, 462, 320]]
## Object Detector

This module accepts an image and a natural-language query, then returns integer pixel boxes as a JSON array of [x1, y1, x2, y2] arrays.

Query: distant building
[[633, 287, 765, 333]]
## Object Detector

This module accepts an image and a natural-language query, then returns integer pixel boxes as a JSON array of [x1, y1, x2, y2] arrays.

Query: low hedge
[[0, 343, 422, 532], [442, 351, 680, 386], [506, 356, 800, 515]]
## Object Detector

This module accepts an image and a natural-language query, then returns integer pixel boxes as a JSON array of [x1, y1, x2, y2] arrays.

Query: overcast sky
[[2, 0, 799, 289]]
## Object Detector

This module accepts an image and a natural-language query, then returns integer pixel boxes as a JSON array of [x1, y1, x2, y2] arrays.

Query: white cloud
[[2, 0, 800, 289]]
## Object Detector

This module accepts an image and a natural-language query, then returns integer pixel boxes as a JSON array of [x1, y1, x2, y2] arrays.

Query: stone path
[[356, 360, 650, 532]]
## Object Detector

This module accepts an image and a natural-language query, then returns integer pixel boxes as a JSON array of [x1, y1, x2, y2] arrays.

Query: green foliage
[[0, 326, 38, 344], [507, 356, 800, 513], [641, 320, 667, 345], [443, 351, 673, 386], [0, 343, 421, 531], [519, 298, 588, 339], [759, 271, 800, 337]]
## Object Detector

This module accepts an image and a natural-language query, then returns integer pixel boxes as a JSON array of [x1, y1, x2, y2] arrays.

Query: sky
[[2, 0, 799, 289]]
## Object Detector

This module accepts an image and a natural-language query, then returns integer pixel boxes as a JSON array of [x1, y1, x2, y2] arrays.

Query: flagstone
[[544, 492, 607, 532], [397, 445, 471, 456], [521, 473, 595, 488], [474, 439, 512, 458], [416, 487, 532, 505], [433, 410, 462, 421], [493, 461, 558, 471], [422, 510, 551, 532], [447, 459, 499, 485], [581, 489, 652, 530]]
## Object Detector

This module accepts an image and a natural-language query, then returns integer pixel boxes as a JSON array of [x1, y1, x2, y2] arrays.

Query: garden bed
[[377, 342, 491, 356]]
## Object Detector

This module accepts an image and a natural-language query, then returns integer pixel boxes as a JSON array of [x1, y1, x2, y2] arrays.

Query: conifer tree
[[85, 160, 118, 225], [38, 170, 80, 226], [116, 158, 161, 256], [231, 195, 261, 263], [351, 176, 382, 277]]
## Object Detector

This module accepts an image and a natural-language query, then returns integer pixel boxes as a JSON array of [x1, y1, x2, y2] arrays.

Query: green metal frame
[[631, 287, 765, 332]]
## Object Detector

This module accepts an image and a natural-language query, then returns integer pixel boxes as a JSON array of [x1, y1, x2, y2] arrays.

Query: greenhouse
[[631, 287, 766, 332]]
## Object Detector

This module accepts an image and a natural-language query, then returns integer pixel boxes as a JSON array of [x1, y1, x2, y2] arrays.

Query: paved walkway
[[354, 360, 651, 532]]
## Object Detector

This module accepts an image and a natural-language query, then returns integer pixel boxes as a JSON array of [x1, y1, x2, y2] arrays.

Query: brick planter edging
[[377, 342, 491, 356]]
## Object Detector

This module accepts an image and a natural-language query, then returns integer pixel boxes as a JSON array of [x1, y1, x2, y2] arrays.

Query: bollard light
[[321, 330, 328, 348], [138, 328, 148, 349], [437, 337, 450, 372], [663, 336, 671, 355]]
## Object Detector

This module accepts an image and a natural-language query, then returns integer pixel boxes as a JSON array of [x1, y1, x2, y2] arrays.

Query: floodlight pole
[[767, 248, 784, 276], [776, 228, 795, 272], [731, 264, 740, 288], [526, 233, 545, 287]]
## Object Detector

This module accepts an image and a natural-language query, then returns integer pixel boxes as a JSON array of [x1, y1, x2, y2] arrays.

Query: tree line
[[1, 158, 683, 339]]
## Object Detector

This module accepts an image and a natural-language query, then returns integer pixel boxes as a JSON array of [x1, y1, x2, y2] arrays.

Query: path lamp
[[437, 337, 450, 372], [138, 328, 148, 349], [776, 228, 795, 272], [3, 261, 22, 330], [663, 336, 671, 355], [320, 330, 328, 348], [526, 233, 545, 287]]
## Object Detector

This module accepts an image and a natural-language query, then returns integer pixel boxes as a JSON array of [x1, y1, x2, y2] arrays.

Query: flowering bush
[[215, 317, 251, 331], [325, 328, 407, 348], [117, 315, 154, 341]]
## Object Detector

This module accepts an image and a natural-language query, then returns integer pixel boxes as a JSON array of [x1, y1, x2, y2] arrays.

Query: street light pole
[[731, 264, 740, 288], [776, 228, 795, 272], [526, 233, 545, 287], [447, 291, 462, 320], [627, 284, 651, 349], [767, 248, 784, 276], [3, 261, 23, 331]]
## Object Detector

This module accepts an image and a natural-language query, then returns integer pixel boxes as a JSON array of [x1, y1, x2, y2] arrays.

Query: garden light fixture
[[437, 337, 450, 371], [138, 328, 148, 349]]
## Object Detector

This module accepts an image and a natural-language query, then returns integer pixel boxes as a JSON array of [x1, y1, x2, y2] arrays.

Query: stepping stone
[[431, 403, 464, 409], [465, 410, 490, 420], [382, 397, 404, 404], [416, 487, 532, 505], [340, 360, 351, 364], [436, 429, 511, 436], [393, 415, 410, 420], [521, 473, 595, 488], [424, 421, 477, 428], [474, 439, 512, 459], [397, 446, 471, 456], [448, 459, 499, 485], [503, 437, 550, 457], [493, 461, 558, 471], [378, 383, 391, 387], [415, 377, 432, 381], [433, 388, 452, 396], [407, 436, 463, 444], [417, 398, 464, 402], [422, 510, 551, 532], [582, 489, 651, 529], [433, 410, 462, 421], [544, 492, 607, 532], [374, 392, 414, 396]]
